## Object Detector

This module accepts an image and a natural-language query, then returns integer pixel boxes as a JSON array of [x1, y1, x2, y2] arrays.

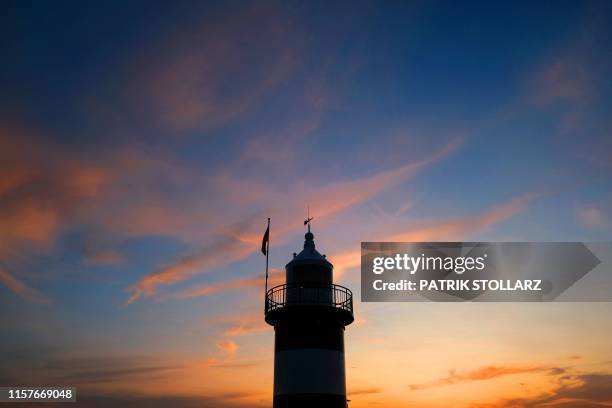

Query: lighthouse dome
[[285, 230, 333, 286]]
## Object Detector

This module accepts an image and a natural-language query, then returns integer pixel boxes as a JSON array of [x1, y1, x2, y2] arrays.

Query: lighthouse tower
[[265, 226, 354, 408]]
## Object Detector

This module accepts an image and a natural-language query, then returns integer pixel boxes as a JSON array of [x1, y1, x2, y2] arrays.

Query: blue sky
[[1, 1, 612, 407]]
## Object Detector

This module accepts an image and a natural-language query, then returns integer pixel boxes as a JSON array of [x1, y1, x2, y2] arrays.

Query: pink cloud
[[125, 139, 462, 304], [178, 194, 534, 300], [126, 6, 300, 134], [82, 248, 125, 266], [178, 269, 284, 300], [125, 237, 256, 305], [530, 58, 591, 107], [330, 194, 536, 280], [579, 206, 607, 229], [389, 194, 535, 242], [0, 268, 50, 304]]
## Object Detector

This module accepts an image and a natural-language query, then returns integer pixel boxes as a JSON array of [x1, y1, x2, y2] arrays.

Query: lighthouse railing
[[265, 283, 353, 315]]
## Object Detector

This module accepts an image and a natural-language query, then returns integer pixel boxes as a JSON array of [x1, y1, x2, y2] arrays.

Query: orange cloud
[[409, 364, 544, 390], [0, 130, 113, 257], [301, 137, 463, 224], [0, 268, 50, 304], [474, 372, 612, 408], [199, 358, 262, 369], [0, 200, 60, 249], [216, 340, 238, 354], [178, 269, 284, 300], [223, 314, 269, 337], [126, 237, 255, 305], [391, 194, 536, 241], [0, 166, 38, 196], [330, 194, 536, 281], [127, 140, 461, 304], [176, 194, 535, 301]]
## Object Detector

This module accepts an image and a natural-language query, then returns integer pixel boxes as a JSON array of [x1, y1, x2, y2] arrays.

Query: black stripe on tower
[[275, 312, 344, 352], [273, 393, 347, 408]]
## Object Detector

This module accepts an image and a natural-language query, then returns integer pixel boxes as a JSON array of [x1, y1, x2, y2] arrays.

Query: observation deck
[[265, 283, 354, 326]]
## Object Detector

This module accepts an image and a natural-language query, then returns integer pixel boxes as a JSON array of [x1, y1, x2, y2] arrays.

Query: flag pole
[[265, 217, 270, 295]]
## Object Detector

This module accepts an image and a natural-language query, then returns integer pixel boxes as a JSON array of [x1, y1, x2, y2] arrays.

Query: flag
[[261, 225, 269, 255]]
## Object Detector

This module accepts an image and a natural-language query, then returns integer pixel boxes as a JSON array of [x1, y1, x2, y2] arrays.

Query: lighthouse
[[265, 225, 354, 408]]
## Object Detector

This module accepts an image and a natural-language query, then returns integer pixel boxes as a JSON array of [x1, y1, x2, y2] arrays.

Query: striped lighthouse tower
[[265, 225, 354, 408]]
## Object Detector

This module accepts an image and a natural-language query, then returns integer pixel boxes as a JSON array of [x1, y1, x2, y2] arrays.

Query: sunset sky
[[1, 1, 612, 407]]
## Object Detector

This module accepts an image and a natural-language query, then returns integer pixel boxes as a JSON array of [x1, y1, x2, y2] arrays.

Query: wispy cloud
[[529, 57, 592, 108], [0, 130, 110, 257], [125, 6, 300, 134], [125, 236, 255, 305], [349, 387, 384, 396], [221, 314, 269, 337], [332, 194, 536, 280], [59, 364, 183, 385], [178, 269, 284, 300], [216, 340, 238, 355], [300, 137, 463, 224], [409, 364, 544, 390], [473, 372, 612, 408], [82, 247, 125, 266], [579, 206, 607, 229], [390, 194, 536, 241], [0, 268, 50, 304], [199, 358, 262, 369], [176, 193, 535, 300], [74, 392, 266, 408], [127, 139, 462, 304]]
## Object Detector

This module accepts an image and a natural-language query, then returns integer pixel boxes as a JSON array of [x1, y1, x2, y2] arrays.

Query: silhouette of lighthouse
[[265, 223, 354, 408]]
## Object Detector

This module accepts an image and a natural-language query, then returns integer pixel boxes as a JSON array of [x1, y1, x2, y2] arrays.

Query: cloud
[[330, 194, 535, 280], [390, 194, 535, 241], [126, 5, 300, 134], [59, 364, 183, 385], [529, 58, 592, 107], [349, 387, 384, 396], [409, 364, 544, 390], [579, 206, 607, 229], [176, 193, 534, 300], [479, 373, 612, 408], [146, 139, 462, 303], [199, 358, 262, 369], [301, 137, 463, 224], [216, 340, 238, 355], [0, 268, 51, 304], [0, 130, 111, 257], [178, 269, 284, 300], [0, 127, 461, 307], [71, 392, 266, 408], [227, 137, 463, 235], [0, 127, 450, 306], [526, 19, 605, 111], [0, 128, 233, 304], [13, 354, 187, 386], [82, 247, 125, 266], [125, 236, 255, 305], [222, 314, 269, 337]]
